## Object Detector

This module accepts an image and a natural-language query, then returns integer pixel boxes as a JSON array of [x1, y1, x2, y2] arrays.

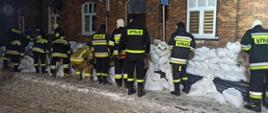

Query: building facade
[[1, 0, 268, 47]]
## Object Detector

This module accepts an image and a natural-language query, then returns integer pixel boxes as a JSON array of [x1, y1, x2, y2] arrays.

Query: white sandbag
[[188, 78, 217, 96], [223, 88, 243, 108], [216, 48, 228, 58], [108, 66, 115, 84], [18, 55, 35, 72], [56, 65, 65, 78], [207, 92, 226, 104]]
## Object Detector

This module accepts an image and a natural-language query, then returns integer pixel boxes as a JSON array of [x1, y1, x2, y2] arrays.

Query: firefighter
[[3, 27, 25, 72], [242, 20, 268, 112], [50, 33, 71, 77], [169, 22, 196, 96], [32, 30, 49, 74], [109, 18, 127, 87], [91, 24, 111, 85], [70, 44, 93, 80], [119, 19, 150, 97]]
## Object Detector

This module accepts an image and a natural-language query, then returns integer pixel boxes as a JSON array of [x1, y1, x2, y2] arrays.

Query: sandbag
[[222, 88, 243, 108], [18, 55, 35, 72]]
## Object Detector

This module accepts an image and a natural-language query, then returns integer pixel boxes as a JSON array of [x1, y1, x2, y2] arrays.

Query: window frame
[[48, 7, 60, 34], [81, 2, 96, 36], [187, 0, 218, 39]]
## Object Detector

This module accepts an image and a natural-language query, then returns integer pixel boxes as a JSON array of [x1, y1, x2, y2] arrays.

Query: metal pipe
[[162, 5, 165, 41]]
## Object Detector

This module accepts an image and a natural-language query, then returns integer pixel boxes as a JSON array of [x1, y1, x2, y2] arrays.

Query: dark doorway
[[127, 0, 145, 25]]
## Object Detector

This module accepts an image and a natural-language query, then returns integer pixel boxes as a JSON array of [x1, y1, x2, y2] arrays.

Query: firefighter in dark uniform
[[119, 19, 150, 97], [242, 22, 268, 112], [109, 19, 127, 87], [32, 31, 49, 74], [169, 22, 196, 96], [3, 28, 25, 72], [50, 33, 71, 77], [91, 24, 111, 85]]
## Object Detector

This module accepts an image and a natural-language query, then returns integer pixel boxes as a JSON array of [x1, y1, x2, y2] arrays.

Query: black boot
[[264, 98, 268, 108], [35, 66, 40, 73], [115, 79, 122, 87], [182, 81, 191, 94], [128, 82, 136, 95], [41, 67, 46, 74], [171, 83, 181, 96], [137, 83, 145, 97], [102, 76, 109, 85], [97, 76, 102, 84], [13, 65, 20, 72], [123, 78, 128, 88], [244, 99, 261, 112], [3, 60, 9, 69], [51, 69, 56, 78]]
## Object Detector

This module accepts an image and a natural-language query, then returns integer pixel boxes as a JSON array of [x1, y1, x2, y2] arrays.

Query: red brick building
[[2, 0, 268, 47]]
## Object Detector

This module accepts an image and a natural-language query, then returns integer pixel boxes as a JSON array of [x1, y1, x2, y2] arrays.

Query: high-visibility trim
[[101, 73, 108, 76], [95, 52, 109, 58], [63, 64, 69, 69], [75, 71, 81, 75], [40, 64, 46, 66], [71, 57, 84, 64], [123, 74, 128, 79], [34, 64, 39, 66], [125, 49, 145, 54], [11, 63, 19, 66], [136, 79, 144, 83], [36, 38, 48, 44], [170, 57, 187, 64], [182, 77, 188, 81], [252, 33, 268, 44], [114, 34, 121, 44], [12, 28, 21, 34], [241, 44, 251, 52], [127, 29, 143, 35], [84, 73, 91, 77], [250, 62, 268, 70], [96, 73, 102, 76], [174, 36, 192, 41], [178, 66, 182, 71], [52, 39, 68, 45], [6, 50, 20, 55], [115, 74, 122, 79], [266, 93, 268, 98], [127, 78, 135, 82], [32, 47, 45, 53], [11, 40, 22, 46], [113, 50, 119, 56], [249, 91, 262, 99], [173, 79, 181, 83], [92, 40, 108, 46], [108, 41, 115, 46], [50, 65, 56, 69], [51, 52, 68, 58]]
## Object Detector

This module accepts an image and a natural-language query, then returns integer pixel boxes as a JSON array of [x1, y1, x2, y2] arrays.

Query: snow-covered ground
[[0, 71, 255, 113]]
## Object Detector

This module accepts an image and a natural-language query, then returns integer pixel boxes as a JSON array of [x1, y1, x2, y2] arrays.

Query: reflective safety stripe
[[92, 40, 108, 45], [128, 78, 135, 82], [11, 40, 22, 46], [249, 91, 262, 99], [182, 77, 188, 81], [173, 79, 181, 83], [93, 34, 105, 39], [170, 58, 187, 64], [51, 65, 56, 69], [63, 64, 69, 68], [123, 74, 128, 79], [95, 52, 109, 58], [241, 44, 251, 52], [108, 41, 115, 46], [266, 92, 268, 98], [96, 73, 102, 76], [125, 49, 145, 54], [75, 71, 81, 75], [136, 79, 144, 83], [40, 64, 46, 66], [11, 63, 19, 66], [34, 64, 39, 66], [84, 73, 91, 77], [178, 66, 182, 71], [101, 73, 108, 76], [12, 28, 21, 34], [32, 47, 45, 53], [115, 74, 122, 79], [52, 52, 68, 58], [127, 29, 143, 35], [6, 50, 20, 55], [250, 62, 268, 70], [52, 39, 68, 45], [113, 50, 119, 56]]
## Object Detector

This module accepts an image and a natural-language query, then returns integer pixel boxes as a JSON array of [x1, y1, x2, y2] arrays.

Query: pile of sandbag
[[145, 40, 174, 91], [18, 55, 36, 72], [187, 41, 247, 82]]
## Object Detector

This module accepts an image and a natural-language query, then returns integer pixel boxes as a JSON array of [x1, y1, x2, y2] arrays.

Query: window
[[48, 7, 60, 34], [187, 0, 217, 39], [81, 2, 96, 35]]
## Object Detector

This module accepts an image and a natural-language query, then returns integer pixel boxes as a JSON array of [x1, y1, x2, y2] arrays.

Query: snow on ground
[[0, 71, 255, 113]]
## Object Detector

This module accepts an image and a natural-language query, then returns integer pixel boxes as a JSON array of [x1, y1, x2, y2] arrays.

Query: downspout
[[235, 0, 240, 41], [125, 0, 134, 25]]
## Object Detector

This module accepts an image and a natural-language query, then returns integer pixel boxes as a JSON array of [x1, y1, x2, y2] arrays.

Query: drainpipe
[[235, 0, 240, 41], [125, 0, 134, 25], [105, 0, 110, 33]]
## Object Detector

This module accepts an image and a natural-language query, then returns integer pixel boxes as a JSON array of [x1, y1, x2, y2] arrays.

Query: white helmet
[[116, 18, 124, 28]]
